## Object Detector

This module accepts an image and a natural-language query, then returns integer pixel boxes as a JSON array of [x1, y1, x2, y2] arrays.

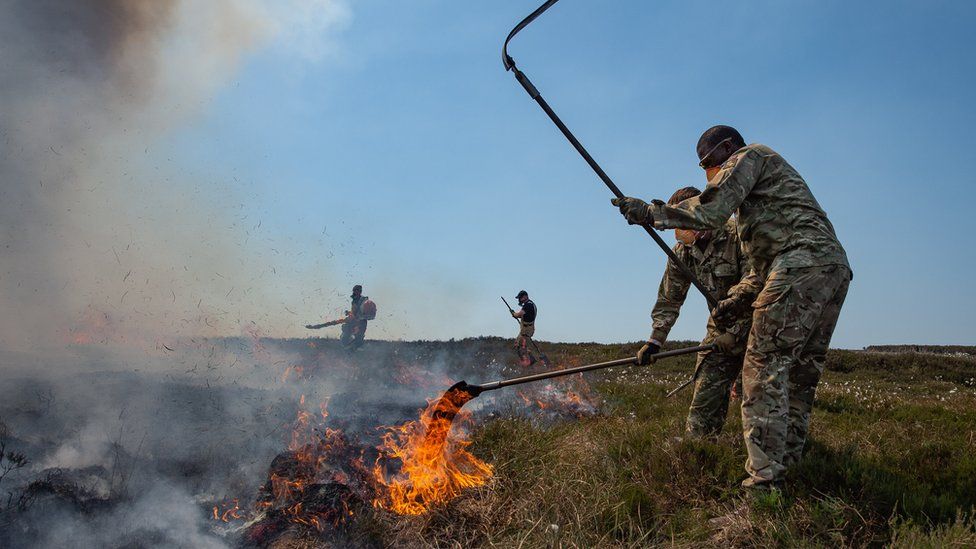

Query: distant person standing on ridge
[[511, 290, 537, 367], [340, 284, 374, 350], [305, 285, 376, 350]]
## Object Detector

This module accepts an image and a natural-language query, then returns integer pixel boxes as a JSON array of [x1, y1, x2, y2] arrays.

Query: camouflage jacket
[[651, 221, 758, 344], [650, 144, 850, 281]]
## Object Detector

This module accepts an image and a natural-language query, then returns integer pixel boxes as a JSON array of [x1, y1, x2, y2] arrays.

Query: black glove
[[637, 341, 661, 365], [611, 197, 660, 225], [712, 295, 750, 324]]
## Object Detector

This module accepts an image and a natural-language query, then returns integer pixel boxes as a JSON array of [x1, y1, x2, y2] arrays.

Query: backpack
[[361, 299, 377, 321]]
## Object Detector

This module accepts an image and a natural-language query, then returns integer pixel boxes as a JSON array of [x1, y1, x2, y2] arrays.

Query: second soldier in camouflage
[[642, 186, 759, 438]]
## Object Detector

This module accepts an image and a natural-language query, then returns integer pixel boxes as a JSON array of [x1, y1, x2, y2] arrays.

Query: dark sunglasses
[[698, 137, 732, 169]]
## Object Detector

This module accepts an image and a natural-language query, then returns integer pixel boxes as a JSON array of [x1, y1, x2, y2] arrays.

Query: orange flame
[[372, 389, 492, 515], [214, 393, 361, 532], [281, 365, 305, 383], [261, 394, 363, 531], [212, 499, 244, 523]]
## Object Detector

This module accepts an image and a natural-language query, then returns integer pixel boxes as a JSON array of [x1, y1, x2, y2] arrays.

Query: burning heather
[[0, 319, 600, 548], [130, 337, 587, 547], [215, 368, 495, 541], [240, 395, 373, 543], [201, 361, 377, 543], [371, 389, 493, 516]]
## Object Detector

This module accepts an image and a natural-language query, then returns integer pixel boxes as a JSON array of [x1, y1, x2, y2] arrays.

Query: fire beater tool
[[428, 344, 713, 425], [501, 0, 720, 311], [305, 316, 348, 330], [500, 296, 551, 367], [502, 0, 722, 397]]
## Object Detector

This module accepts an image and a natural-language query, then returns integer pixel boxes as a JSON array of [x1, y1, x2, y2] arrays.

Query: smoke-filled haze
[[0, 0, 350, 352]]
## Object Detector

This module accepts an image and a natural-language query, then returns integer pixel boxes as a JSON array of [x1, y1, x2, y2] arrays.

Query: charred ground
[[1, 338, 974, 547]]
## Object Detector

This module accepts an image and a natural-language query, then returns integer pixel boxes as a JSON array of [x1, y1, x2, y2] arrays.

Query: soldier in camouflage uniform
[[613, 125, 851, 488], [640, 186, 758, 438]]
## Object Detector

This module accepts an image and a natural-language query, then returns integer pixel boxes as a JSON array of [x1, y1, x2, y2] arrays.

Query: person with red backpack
[[307, 285, 377, 349], [341, 284, 375, 350]]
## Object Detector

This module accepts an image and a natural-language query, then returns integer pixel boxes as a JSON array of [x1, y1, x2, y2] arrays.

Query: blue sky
[[163, 0, 975, 347]]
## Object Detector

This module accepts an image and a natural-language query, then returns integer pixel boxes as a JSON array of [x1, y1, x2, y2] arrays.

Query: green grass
[[368, 343, 976, 547]]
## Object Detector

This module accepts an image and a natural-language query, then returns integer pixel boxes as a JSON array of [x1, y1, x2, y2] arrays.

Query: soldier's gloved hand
[[611, 197, 659, 225], [637, 341, 661, 365], [712, 295, 750, 324], [712, 332, 736, 353]]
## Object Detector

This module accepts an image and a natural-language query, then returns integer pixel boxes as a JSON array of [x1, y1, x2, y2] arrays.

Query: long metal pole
[[473, 344, 711, 392], [502, 0, 719, 310]]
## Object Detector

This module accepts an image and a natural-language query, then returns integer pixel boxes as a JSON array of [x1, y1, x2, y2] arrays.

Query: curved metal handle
[[499, 0, 721, 310], [503, 0, 561, 71]]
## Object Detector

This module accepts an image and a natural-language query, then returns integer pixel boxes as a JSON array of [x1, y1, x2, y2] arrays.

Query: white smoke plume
[[0, 0, 350, 353]]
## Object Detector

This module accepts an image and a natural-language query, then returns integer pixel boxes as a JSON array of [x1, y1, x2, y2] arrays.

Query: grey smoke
[[1, 0, 255, 350], [0, 1, 352, 546], [0, 0, 349, 352], [0, 2, 569, 546]]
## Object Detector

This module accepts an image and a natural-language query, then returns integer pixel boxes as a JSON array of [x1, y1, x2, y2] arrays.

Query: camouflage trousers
[[686, 311, 749, 437], [686, 344, 745, 438], [741, 264, 851, 486]]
